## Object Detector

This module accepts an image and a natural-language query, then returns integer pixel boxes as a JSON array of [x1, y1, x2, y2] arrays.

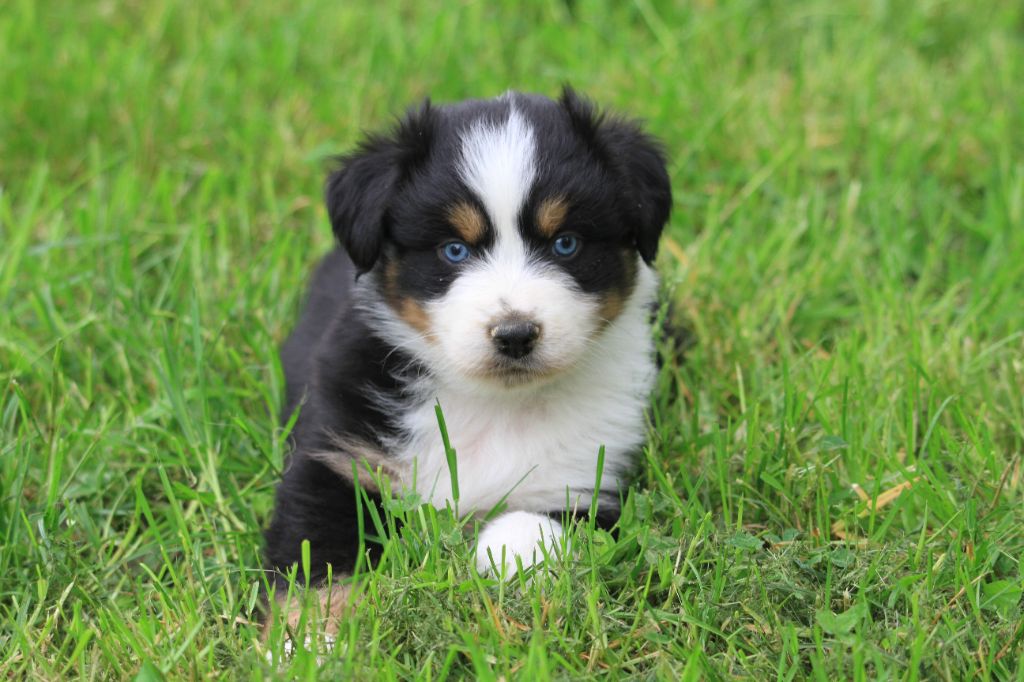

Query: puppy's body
[[265, 89, 671, 597]]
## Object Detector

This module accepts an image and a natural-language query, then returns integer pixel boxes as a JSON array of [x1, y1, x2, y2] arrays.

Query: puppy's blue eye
[[552, 234, 580, 258], [441, 241, 471, 263]]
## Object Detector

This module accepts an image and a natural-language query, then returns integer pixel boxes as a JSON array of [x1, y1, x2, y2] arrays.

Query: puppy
[[263, 87, 671, 631]]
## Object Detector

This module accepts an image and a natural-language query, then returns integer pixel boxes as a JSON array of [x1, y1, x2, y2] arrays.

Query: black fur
[[267, 252, 405, 590], [558, 86, 672, 265], [325, 101, 437, 272]]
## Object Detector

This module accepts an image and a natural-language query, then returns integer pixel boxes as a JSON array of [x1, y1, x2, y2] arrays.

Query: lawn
[[2, 0, 1023, 678]]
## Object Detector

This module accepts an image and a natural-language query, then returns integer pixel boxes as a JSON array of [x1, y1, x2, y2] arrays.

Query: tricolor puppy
[[264, 88, 671, 627]]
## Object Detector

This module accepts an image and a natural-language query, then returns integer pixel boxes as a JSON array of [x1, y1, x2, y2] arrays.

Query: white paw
[[475, 511, 565, 577], [266, 633, 336, 665]]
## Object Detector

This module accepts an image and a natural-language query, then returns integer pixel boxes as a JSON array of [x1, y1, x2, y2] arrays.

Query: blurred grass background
[[1, 0, 1023, 678]]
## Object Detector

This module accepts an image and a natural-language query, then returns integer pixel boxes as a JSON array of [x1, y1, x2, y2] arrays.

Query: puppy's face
[[327, 89, 671, 388]]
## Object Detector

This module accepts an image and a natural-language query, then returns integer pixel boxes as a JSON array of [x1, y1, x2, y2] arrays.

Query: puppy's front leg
[[474, 511, 566, 577]]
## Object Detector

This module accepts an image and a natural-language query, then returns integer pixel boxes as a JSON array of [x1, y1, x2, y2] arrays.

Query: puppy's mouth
[[483, 355, 560, 387]]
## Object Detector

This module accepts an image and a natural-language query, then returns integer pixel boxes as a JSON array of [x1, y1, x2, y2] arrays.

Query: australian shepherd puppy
[[263, 87, 671, 632]]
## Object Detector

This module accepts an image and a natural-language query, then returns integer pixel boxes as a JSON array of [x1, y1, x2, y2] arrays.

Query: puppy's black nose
[[490, 320, 541, 359]]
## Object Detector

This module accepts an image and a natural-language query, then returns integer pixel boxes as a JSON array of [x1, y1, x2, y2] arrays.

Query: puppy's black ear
[[325, 100, 435, 272], [560, 86, 671, 264]]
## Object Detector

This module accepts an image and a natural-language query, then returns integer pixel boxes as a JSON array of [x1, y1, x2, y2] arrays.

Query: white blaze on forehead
[[458, 108, 536, 243]]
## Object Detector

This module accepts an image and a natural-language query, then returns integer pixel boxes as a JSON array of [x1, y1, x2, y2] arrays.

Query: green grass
[[2, 0, 1023, 678]]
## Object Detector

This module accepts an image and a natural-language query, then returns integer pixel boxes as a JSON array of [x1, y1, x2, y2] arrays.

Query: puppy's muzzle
[[489, 319, 541, 359]]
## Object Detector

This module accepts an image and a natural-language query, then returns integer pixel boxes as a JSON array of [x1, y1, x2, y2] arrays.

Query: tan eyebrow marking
[[536, 196, 569, 238], [447, 202, 485, 244]]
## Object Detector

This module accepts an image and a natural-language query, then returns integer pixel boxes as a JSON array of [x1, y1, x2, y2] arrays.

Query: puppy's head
[[327, 88, 671, 388]]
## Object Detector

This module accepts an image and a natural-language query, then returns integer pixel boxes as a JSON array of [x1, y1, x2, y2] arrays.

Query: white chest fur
[[393, 268, 658, 517]]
